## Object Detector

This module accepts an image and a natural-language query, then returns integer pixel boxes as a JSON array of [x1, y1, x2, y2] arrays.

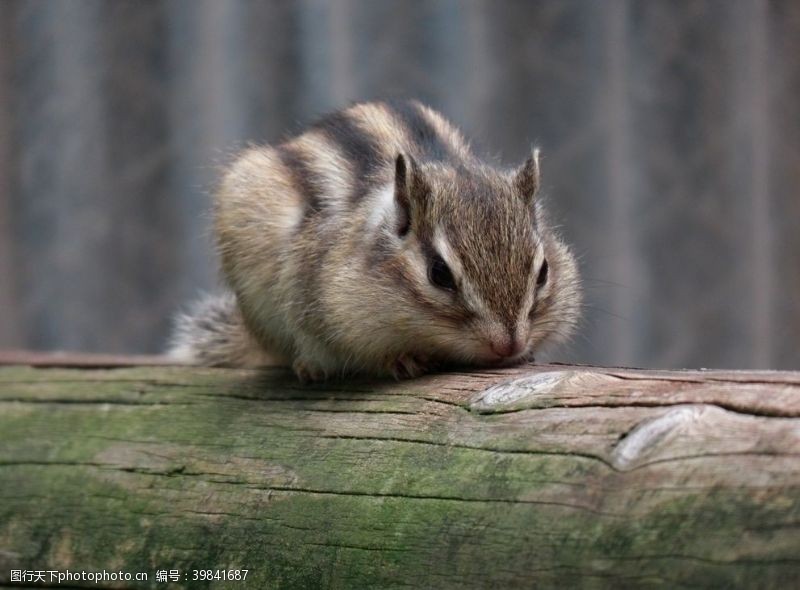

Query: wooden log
[[1, 359, 799, 588]]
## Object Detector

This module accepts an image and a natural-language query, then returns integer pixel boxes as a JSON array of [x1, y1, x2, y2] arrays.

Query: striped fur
[[169, 99, 582, 380]]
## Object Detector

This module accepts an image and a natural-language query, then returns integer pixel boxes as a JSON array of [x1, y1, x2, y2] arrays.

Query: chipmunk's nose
[[490, 335, 523, 358]]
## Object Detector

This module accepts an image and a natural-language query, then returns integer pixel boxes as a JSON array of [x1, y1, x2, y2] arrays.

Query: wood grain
[[1, 360, 798, 588]]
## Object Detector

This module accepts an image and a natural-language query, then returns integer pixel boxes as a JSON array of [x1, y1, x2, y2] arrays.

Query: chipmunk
[[169, 99, 581, 381]]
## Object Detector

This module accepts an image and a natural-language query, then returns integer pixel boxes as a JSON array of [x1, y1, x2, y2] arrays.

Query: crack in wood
[[3, 360, 800, 585]]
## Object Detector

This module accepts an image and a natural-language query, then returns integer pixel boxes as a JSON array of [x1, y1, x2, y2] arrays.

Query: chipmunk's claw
[[292, 359, 328, 384], [390, 354, 428, 380]]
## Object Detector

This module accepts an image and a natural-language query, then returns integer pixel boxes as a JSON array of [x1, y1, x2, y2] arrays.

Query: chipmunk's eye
[[536, 258, 549, 288], [429, 255, 456, 291]]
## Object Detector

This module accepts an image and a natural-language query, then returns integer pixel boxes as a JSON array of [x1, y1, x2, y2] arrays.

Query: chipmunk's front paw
[[292, 358, 328, 384], [390, 354, 428, 380]]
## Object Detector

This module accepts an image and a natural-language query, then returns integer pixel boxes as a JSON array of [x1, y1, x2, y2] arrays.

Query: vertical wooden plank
[[627, 1, 754, 368], [728, 0, 773, 369], [743, 0, 773, 368], [239, 1, 305, 141], [296, 0, 340, 116], [603, 0, 643, 366], [9, 1, 174, 353], [424, 0, 473, 127], [166, 0, 251, 306], [95, 1, 174, 353], [768, 1, 800, 369], [0, 2, 20, 348], [326, 0, 358, 110], [9, 1, 112, 351], [312, 0, 471, 117]]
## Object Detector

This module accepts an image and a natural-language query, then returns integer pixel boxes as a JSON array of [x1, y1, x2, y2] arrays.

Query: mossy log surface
[[1, 358, 799, 589]]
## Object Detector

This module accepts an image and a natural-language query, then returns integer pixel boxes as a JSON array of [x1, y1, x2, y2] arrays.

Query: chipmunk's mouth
[[491, 355, 527, 367], [480, 348, 528, 367]]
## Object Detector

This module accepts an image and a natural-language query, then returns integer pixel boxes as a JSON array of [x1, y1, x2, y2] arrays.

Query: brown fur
[[169, 100, 582, 381]]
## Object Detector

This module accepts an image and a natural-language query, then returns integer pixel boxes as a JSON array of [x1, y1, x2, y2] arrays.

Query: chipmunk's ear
[[394, 153, 428, 237], [514, 148, 541, 205]]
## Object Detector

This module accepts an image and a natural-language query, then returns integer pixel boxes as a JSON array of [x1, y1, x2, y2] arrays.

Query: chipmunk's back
[[277, 100, 474, 213]]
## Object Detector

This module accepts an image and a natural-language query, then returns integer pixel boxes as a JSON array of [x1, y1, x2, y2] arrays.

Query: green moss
[[1, 366, 799, 588]]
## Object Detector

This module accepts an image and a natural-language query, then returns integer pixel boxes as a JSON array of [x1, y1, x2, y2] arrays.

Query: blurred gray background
[[0, 0, 798, 370]]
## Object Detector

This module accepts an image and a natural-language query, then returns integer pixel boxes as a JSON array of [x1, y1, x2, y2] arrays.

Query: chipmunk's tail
[[167, 291, 273, 368]]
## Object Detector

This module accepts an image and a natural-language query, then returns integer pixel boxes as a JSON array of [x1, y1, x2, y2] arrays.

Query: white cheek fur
[[366, 183, 396, 232]]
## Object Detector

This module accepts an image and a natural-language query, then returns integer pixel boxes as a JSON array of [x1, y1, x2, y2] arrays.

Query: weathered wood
[[1, 360, 799, 588]]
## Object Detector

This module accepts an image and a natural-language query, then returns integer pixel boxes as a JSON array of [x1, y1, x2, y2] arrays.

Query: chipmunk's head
[[385, 150, 581, 366]]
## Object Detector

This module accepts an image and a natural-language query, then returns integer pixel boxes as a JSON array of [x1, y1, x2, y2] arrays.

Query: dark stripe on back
[[383, 99, 458, 164], [312, 111, 385, 205], [277, 144, 324, 219]]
